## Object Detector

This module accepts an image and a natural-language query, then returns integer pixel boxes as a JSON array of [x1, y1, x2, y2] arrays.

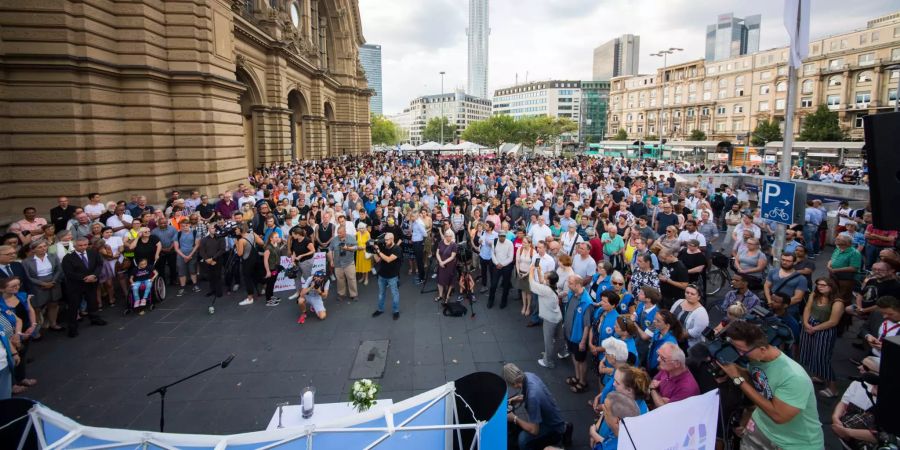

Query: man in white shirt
[[676, 219, 707, 251], [864, 295, 900, 362], [572, 243, 597, 279], [488, 233, 514, 309], [83, 193, 105, 220], [528, 216, 552, 246]]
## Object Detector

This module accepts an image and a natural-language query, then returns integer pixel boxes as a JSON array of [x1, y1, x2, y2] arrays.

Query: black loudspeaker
[[876, 335, 900, 433], [453, 371, 507, 450], [0, 398, 38, 450], [862, 112, 900, 230]]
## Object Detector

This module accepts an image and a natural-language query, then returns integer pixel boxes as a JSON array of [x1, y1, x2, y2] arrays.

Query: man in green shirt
[[718, 321, 824, 450], [828, 234, 863, 304]]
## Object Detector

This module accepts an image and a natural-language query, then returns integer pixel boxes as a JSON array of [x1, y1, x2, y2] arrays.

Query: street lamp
[[886, 64, 900, 112], [439, 71, 446, 144], [650, 47, 683, 153]]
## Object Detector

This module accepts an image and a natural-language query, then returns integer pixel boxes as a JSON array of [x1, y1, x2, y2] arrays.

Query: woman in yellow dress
[[355, 223, 372, 285]]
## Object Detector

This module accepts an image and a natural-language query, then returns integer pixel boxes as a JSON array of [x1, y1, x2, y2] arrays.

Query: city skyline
[[467, 0, 490, 99], [358, 0, 897, 115], [359, 44, 383, 115]]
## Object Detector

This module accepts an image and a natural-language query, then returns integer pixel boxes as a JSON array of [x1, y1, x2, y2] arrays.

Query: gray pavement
[[21, 247, 860, 448]]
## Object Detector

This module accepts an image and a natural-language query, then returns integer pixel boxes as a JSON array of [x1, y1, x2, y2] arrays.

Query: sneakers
[[557, 351, 570, 359], [192, 285, 201, 293], [238, 298, 254, 306], [176, 288, 185, 297], [288, 292, 299, 300], [265, 298, 281, 306], [297, 314, 306, 324], [537, 358, 555, 369]]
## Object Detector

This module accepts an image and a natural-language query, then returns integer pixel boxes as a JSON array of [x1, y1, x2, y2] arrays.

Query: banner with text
[[618, 389, 719, 450], [273, 252, 328, 292]]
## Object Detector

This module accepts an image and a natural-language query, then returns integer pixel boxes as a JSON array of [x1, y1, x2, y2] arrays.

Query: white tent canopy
[[416, 141, 442, 150], [398, 143, 416, 151]]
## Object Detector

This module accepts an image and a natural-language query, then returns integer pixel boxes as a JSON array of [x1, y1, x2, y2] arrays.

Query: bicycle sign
[[761, 180, 796, 225]]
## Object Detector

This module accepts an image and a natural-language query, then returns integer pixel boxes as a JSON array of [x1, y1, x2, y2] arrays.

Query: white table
[[266, 399, 394, 430]]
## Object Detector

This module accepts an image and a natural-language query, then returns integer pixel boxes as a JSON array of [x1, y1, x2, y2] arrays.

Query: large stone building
[[608, 11, 900, 144], [0, 0, 372, 219], [397, 90, 492, 145]]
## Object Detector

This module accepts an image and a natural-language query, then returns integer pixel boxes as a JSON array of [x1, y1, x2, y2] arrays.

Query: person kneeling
[[129, 258, 157, 315], [297, 271, 329, 324]]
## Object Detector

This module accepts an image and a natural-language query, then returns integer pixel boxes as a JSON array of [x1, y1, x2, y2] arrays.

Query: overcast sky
[[358, 0, 897, 115]]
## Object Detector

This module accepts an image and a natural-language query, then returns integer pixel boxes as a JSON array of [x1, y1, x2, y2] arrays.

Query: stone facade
[[0, 0, 371, 221], [607, 11, 900, 144]]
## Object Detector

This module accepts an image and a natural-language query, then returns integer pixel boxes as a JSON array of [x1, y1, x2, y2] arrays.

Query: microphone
[[221, 354, 236, 368]]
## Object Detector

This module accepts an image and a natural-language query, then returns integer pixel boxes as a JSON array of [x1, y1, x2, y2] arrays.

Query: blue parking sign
[[760, 180, 796, 225]]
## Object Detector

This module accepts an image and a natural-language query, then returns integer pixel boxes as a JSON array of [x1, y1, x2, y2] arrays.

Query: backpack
[[442, 301, 468, 317], [711, 193, 725, 211]]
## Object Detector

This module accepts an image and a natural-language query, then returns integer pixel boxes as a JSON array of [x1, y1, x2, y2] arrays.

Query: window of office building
[[828, 76, 842, 87], [776, 82, 787, 92], [759, 85, 770, 95], [801, 97, 813, 108], [718, 79, 727, 88], [801, 79, 813, 94], [888, 88, 897, 103], [855, 113, 866, 128], [777, 66, 788, 76], [734, 88, 744, 97], [855, 91, 871, 104], [735, 75, 744, 85], [857, 71, 873, 84], [734, 104, 744, 113], [733, 120, 744, 131], [701, 107, 710, 116], [829, 59, 843, 70], [775, 99, 786, 110], [716, 106, 726, 114], [858, 53, 875, 66], [702, 91, 711, 101], [686, 109, 694, 117], [826, 95, 840, 108], [758, 101, 770, 111], [703, 80, 712, 90], [716, 122, 726, 131], [717, 89, 726, 99], [803, 64, 816, 75]]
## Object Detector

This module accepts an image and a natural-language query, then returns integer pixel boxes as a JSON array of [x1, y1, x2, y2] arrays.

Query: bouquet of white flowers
[[349, 378, 380, 412]]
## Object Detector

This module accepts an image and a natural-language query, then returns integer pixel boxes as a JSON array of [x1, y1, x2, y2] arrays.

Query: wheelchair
[[123, 276, 167, 316]]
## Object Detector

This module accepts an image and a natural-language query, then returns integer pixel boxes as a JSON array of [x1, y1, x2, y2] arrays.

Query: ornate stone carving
[[231, 0, 247, 13], [235, 54, 247, 68], [280, 22, 318, 60]]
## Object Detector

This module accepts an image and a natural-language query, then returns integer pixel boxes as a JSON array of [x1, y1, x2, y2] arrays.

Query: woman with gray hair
[[434, 229, 457, 304], [22, 239, 64, 334], [591, 337, 630, 414]]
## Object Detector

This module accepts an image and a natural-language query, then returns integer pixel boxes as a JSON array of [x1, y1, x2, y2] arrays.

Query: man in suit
[[0, 245, 31, 294], [61, 237, 107, 337]]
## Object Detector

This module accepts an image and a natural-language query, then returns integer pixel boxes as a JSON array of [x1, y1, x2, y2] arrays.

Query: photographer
[[328, 225, 358, 302], [717, 321, 823, 450], [297, 271, 329, 324], [502, 363, 568, 450], [371, 232, 402, 320]]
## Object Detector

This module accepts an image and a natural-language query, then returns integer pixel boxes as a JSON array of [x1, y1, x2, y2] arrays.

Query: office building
[[467, 0, 490, 99], [493, 80, 581, 141], [580, 81, 611, 143], [593, 34, 640, 81], [705, 13, 761, 61], [398, 90, 492, 145], [359, 44, 383, 115], [608, 11, 900, 143]]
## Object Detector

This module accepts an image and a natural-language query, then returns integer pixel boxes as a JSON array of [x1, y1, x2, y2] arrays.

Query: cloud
[[358, 0, 899, 114]]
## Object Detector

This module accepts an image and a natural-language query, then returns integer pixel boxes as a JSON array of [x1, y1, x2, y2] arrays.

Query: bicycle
[[706, 251, 732, 296], [765, 207, 790, 222]]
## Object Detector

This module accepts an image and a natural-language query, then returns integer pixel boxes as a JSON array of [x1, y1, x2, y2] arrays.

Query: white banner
[[312, 251, 327, 274], [273, 256, 295, 292], [617, 389, 719, 450]]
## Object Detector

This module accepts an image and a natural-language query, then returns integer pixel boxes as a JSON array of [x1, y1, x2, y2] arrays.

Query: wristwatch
[[732, 376, 745, 386]]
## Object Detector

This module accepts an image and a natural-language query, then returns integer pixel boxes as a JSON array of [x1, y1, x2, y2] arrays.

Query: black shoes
[[68, 328, 78, 338], [393, 312, 399, 320], [372, 310, 384, 317], [90, 318, 107, 326]]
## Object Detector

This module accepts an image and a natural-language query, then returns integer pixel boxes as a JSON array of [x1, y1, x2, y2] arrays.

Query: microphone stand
[[146, 354, 235, 432]]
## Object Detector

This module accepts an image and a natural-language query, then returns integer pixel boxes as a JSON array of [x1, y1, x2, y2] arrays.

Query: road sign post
[[761, 179, 797, 225]]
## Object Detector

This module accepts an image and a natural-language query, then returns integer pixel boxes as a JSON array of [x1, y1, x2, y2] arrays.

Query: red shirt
[[865, 225, 897, 248], [589, 237, 604, 262], [653, 368, 700, 404]]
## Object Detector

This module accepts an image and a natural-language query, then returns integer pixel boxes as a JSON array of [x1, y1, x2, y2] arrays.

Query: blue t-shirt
[[177, 229, 198, 254], [523, 372, 566, 434], [648, 331, 678, 371]]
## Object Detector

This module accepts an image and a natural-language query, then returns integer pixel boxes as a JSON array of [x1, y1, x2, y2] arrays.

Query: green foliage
[[798, 105, 847, 141], [370, 115, 401, 146], [613, 128, 628, 140], [644, 134, 659, 142], [460, 115, 577, 149], [751, 119, 782, 146], [422, 117, 457, 143], [689, 129, 707, 141], [460, 115, 517, 147]]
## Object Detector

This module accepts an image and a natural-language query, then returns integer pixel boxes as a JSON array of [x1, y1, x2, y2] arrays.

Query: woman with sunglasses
[[610, 272, 634, 315], [799, 277, 844, 398], [670, 285, 709, 348], [657, 227, 682, 256]]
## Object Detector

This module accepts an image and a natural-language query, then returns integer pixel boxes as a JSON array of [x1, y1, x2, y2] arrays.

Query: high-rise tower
[[592, 34, 640, 81], [467, 0, 490, 99], [705, 13, 761, 61], [359, 44, 383, 115]]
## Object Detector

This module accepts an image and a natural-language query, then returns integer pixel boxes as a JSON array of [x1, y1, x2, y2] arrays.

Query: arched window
[[776, 81, 787, 92], [718, 78, 727, 88], [828, 75, 842, 87], [801, 79, 813, 94], [857, 71, 873, 84]]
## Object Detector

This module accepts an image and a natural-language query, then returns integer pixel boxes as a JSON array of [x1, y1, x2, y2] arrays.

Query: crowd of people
[[0, 152, 896, 450]]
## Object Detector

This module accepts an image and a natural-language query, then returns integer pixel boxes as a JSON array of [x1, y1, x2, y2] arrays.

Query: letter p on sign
[[764, 183, 781, 204]]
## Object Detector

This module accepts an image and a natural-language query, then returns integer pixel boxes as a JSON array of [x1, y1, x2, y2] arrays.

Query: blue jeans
[[377, 276, 400, 312], [0, 366, 11, 399], [131, 279, 153, 300], [517, 424, 563, 450], [864, 244, 883, 270], [803, 224, 819, 254]]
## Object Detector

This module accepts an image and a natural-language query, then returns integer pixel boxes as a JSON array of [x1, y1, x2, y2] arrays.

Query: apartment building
[[396, 90, 492, 145], [608, 11, 900, 143]]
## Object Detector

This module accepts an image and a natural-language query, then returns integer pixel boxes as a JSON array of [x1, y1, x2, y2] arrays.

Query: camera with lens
[[688, 305, 794, 378], [214, 220, 239, 238], [284, 265, 301, 279], [366, 236, 387, 255]]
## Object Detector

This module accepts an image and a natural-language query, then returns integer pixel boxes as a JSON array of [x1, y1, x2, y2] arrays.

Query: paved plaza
[[23, 251, 855, 448]]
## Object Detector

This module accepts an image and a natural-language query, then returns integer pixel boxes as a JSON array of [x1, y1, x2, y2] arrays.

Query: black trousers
[[488, 263, 512, 307], [480, 257, 491, 287], [65, 282, 99, 330], [224, 255, 241, 290], [155, 251, 177, 284], [264, 267, 282, 300], [411, 241, 425, 281], [203, 260, 223, 298], [241, 258, 261, 296]]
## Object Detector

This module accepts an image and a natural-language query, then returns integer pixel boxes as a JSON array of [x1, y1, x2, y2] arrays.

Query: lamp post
[[650, 47, 683, 155], [886, 64, 900, 112], [439, 71, 446, 144]]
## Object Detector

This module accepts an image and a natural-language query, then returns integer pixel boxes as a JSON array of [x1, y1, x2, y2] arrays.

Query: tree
[[689, 129, 707, 141], [460, 115, 519, 147], [613, 128, 628, 140], [422, 117, 457, 143], [644, 134, 659, 142], [514, 116, 577, 149], [370, 115, 400, 146], [798, 105, 847, 141], [751, 119, 782, 146]]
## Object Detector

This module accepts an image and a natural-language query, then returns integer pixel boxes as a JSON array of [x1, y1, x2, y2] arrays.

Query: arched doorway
[[236, 68, 262, 171], [324, 102, 335, 157], [288, 90, 309, 160]]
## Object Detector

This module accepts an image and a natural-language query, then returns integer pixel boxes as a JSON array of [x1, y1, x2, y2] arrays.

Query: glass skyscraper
[[359, 44, 383, 115], [467, 0, 490, 99], [579, 81, 610, 143], [705, 13, 761, 61]]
